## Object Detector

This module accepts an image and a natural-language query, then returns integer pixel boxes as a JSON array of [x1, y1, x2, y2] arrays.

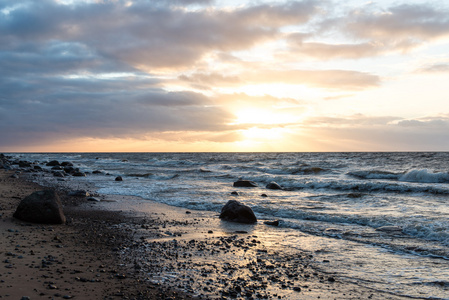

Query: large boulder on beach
[[233, 180, 258, 187], [13, 190, 66, 224], [219, 200, 257, 224]]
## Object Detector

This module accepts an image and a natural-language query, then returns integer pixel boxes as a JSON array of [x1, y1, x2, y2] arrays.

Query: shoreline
[[1, 155, 413, 299]]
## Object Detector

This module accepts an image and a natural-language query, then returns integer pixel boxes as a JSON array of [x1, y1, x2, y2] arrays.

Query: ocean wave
[[399, 169, 449, 184], [347, 170, 401, 180]]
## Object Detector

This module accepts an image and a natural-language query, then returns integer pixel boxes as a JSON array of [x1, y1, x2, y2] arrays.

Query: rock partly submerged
[[219, 200, 257, 224], [266, 181, 282, 190], [13, 190, 66, 224], [233, 180, 258, 187]]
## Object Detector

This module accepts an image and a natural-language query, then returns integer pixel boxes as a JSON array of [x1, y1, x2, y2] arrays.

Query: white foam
[[399, 169, 449, 184]]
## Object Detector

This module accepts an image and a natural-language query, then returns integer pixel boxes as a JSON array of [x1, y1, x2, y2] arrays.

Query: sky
[[1, 0, 449, 152]]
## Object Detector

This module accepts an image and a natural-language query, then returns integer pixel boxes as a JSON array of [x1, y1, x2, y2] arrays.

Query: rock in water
[[233, 180, 258, 187], [219, 200, 257, 224], [46, 160, 60, 167], [13, 190, 66, 224], [266, 181, 282, 190]]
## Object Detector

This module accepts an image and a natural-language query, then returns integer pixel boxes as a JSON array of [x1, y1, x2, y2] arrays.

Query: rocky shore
[[1, 154, 409, 299]]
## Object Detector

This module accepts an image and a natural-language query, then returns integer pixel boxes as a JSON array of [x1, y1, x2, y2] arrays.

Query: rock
[[264, 220, 280, 226], [10, 174, 19, 179], [115, 176, 123, 181], [92, 170, 103, 174], [260, 194, 268, 197], [219, 200, 257, 224], [46, 160, 60, 167], [61, 161, 73, 167], [266, 181, 282, 190], [13, 190, 66, 224], [64, 166, 76, 174], [53, 171, 65, 178], [233, 180, 258, 187], [231, 191, 239, 196], [52, 166, 63, 170], [18, 161, 32, 168], [87, 197, 101, 202], [72, 171, 86, 177], [33, 165, 43, 170]]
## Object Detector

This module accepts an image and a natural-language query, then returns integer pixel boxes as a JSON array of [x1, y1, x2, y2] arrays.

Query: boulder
[[53, 171, 65, 178], [233, 180, 258, 187], [18, 161, 32, 168], [72, 171, 86, 177], [46, 160, 60, 167], [264, 220, 280, 226], [61, 161, 73, 167], [266, 181, 282, 190], [115, 176, 123, 181], [64, 166, 76, 174], [219, 200, 257, 224], [13, 190, 66, 224]]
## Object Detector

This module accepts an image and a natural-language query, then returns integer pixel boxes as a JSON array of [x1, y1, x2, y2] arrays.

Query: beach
[[0, 169, 196, 299], [0, 153, 441, 299], [4, 151, 446, 299]]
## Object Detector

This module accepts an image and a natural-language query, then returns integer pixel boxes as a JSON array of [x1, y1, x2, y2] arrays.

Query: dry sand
[[0, 168, 411, 299]]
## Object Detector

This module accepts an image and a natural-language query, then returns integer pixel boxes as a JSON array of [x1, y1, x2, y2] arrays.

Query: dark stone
[[18, 161, 32, 168], [33, 165, 43, 170], [46, 160, 60, 167], [261, 194, 268, 197], [92, 170, 103, 174], [115, 176, 123, 181], [219, 200, 257, 224], [53, 171, 65, 178], [52, 166, 63, 170], [87, 197, 101, 202], [61, 161, 73, 167], [231, 191, 239, 195], [264, 220, 280, 226], [266, 181, 282, 190], [13, 190, 66, 224], [233, 180, 258, 187], [64, 166, 76, 174], [72, 172, 86, 177]]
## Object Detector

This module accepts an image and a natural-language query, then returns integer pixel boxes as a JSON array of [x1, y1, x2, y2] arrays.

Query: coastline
[[0, 160, 413, 299]]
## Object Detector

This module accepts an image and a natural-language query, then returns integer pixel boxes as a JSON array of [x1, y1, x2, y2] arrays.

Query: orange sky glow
[[1, 0, 449, 152]]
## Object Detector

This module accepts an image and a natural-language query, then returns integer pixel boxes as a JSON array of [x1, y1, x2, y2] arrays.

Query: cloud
[[0, 0, 321, 70], [180, 69, 380, 90], [283, 2, 449, 60], [298, 114, 449, 151], [416, 63, 449, 73], [342, 3, 449, 51]]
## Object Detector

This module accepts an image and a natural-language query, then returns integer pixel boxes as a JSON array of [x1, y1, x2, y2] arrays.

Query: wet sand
[[0, 166, 411, 299]]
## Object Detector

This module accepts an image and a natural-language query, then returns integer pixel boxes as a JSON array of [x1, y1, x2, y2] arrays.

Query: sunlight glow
[[233, 108, 301, 125]]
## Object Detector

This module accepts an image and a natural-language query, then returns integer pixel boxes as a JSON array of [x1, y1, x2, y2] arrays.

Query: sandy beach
[[1, 160, 413, 299]]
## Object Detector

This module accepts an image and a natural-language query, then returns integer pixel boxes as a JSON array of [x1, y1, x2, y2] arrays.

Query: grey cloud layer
[[1, 0, 448, 149]]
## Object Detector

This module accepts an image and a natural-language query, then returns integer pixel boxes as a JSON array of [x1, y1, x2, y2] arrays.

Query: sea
[[9, 152, 449, 299]]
